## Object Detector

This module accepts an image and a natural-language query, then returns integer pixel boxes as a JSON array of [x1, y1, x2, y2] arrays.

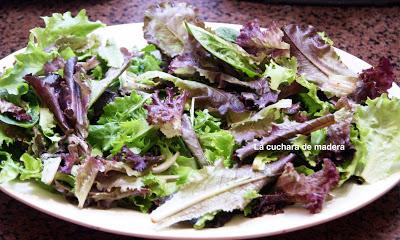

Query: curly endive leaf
[[150, 154, 294, 228]]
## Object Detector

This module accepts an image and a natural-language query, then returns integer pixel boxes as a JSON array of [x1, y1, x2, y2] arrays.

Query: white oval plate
[[1, 23, 399, 240]]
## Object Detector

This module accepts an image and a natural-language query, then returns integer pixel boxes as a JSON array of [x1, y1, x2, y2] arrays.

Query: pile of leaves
[[0, 2, 398, 230]]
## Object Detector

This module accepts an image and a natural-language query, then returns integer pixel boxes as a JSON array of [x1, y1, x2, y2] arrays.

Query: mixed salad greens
[[0, 2, 399, 229]]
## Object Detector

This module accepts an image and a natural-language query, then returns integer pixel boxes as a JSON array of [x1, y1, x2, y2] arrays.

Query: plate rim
[[0, 22, 399, 240]]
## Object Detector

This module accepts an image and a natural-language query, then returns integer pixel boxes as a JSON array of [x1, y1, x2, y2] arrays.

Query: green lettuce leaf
[[215, 27, 239, 42], [128, 45, 162, 75], [97, 92, 150, 124], [39, 107, 61, 142], [150, 155, 293, 228], [0, 128, 13, 147], [156, 138, 198, 185], [30, 9, 104, 50], [0, 152, 20, 183], [186, 23, 260, 77], [88, 92, 156, 154], [252, 151, 279, 171], [193, 211, 219, 229], [296, 76, 333, 116], [0, 152, 43, 183], [0, 43, 56, 97], [337, 126, 360, 184], [98, 41, 124, 68], [0, 93, 40, 128], [263, 57, 297, 91], [89, 59, 130, 107], [317, 32, 334, 46], [291, 128, 327, 167], [194, 110, 235, 167], [89, 119, 156, 155], [352, 95, 400, 183], [19, 153, 42, 181]]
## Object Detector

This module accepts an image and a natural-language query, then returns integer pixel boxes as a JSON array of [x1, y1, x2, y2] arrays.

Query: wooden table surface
[[0, 1, 399, 239]]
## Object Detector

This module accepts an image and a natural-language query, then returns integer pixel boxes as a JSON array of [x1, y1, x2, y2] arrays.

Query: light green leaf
[[97, 92, 149, 124], [243, 190, 262, 200], [39, 108, 61, 142], [0, 95, 39, 128], [337, 126, 360, 184], [317, 32, 334, 46], [252, 151, 279, 171], [0, 43, 56, 97], [193, 211, 219, 229], [128, 45, 162, 75], [215, 27, 239, 42], [0, 128, 13, 146], [89, 91, 156, 154], [264, 58, 297, 91], [19, 153, 42, 181], [150, 157, 290, 228], [353, 95, 400, 183], [0, 152, 20, 183], [186, 23, 260, 77], [89, 119, 156, 154], [194, 110, 235, 167], [98, 41, 124, 68], [296, 76, 333, 116], [89, 60, 130, 107], [30, 9, 104, 49]]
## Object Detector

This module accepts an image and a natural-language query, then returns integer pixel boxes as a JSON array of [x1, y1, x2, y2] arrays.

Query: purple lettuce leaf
[[181, 114, 207, 167], [236, 20, 290, 61], [24, 57, 90, 138], [143, 2, 205, 57], [24, 74, 70, 132], [79, 56, 100, 72], [276, 158, 339, 213], [145, 88, 188, 138], [351, 57, 396, 103], [246, 192, 290, 217], [318, 99, 355, 164], [169, 51, 278, 110], [139, 71, 246, 115], [75, 156, 105, 208], [236, 113, 335, 160], [43, 57, 65, 74], [0, 98, 32, 122], [59, 153, 77, 174], [112, 146, 163, 172], [283, 24, 357, 97]]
